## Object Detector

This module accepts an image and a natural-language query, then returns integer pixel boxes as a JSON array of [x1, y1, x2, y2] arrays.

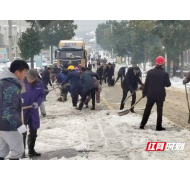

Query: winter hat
[[27, 69, 39, 80]]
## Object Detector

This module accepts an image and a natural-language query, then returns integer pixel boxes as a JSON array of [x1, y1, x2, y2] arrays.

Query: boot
[[156, 126, 166, 131], [0, 157, 4, 160], [77, 102, 84, 110], [21, 133, 27, 159], [139, 125, 145, 130], [131, 108, 136, 113], [28, 136, 41, 158], [91, 100, 95, 110], [120, 103, 124, 110], [63, 93, 68, 102]]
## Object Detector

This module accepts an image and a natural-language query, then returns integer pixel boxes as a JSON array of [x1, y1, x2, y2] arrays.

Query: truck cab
[[55, 40, 87, 67]]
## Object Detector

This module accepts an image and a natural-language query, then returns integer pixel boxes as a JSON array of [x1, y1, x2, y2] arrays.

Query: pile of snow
[[35, 89, 190, 160], [170, 77, 190, 89]]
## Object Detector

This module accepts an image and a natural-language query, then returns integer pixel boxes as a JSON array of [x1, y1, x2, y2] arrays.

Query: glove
[[183, 78, 188, 85], [32, 102, 38, 109], [17, 125, 27, 134]]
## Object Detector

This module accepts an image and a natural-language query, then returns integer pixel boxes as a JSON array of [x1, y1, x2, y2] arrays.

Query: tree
[[153, 20, 190, 78], [40, 20, 77, 63], [18, 20, 52, 69], [18, 28, 43, 69]]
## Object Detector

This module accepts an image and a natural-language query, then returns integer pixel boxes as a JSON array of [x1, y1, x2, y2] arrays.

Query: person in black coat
[[41, 67, 53, 101], [140, 56, 171, 131], [115, 66, 127, 84], [105, 63, 114, 86], [88, 62, 92, 70], [120, 66, 144, 112], [77, 67, 99, 110], [96, 64, 103, 85]]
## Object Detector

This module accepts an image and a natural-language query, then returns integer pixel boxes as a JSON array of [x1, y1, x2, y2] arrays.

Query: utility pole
[[111, 24, 113, 59], [8, 20, 13, 61]]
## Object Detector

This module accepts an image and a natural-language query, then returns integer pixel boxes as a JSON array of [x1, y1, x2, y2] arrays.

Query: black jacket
[[81, 72, 99, 92], [122, 67, 143, 92], [42, 70, 52, 86], [97, 66, 103, 76], [118, 67, 126, 76], [88, 63, 92, 69], [105, 66, 114, 77], [143, 66, 171, 101]]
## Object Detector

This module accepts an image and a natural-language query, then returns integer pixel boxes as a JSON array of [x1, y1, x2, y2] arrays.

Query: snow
[[35, 89, 190, 160]]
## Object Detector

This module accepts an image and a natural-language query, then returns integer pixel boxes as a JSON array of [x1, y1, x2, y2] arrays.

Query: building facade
[[0, 20, 29, 59]]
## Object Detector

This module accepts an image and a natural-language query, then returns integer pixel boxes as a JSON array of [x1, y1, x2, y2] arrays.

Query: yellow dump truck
[[55, 40, 87, 67]]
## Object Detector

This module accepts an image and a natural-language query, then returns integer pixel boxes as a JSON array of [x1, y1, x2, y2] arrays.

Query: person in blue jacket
[[62, 66, 83, 107]]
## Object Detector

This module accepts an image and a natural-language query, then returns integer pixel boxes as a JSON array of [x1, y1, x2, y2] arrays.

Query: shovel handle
[[22, 105, 33, 110], [123, 88, 140, 104], [130, 97, 143, 110]]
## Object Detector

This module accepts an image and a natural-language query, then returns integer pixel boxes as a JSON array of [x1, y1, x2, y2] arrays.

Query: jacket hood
[[0, 68, 21, 88], [0, 68, 19, 81]]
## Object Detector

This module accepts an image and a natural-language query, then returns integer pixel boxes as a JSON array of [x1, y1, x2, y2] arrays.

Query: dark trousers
[[43, 84, 49, 100], [71, 87, 83, 106], [104, 75, 107, 84], [80, 88, 96, 108], [23, 125, 37, 153], [141, 99, 164, 127], [115, 73, 123, 84], [82, 88, 96, 102], [98, 74, 102, 85], [107, 75, 112, 86], [120, 90, 136, 110]]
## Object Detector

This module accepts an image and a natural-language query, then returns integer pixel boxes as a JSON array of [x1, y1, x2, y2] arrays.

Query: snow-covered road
[[34, 88, 190, 160]]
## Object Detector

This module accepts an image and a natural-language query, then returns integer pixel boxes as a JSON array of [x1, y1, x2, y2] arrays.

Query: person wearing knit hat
[[26, 69, 39, 82], [21, 69, 45, 158]]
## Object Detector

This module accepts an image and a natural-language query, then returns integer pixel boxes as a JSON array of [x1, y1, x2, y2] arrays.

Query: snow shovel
[[118, 97, 143, 116], [21, 105, 33, 124], [185, 84, 190, 124], [123, 86, 144, 104]]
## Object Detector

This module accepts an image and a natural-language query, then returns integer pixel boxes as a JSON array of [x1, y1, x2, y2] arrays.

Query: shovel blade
[[188, 115, 190, 124], [118, 109, 130, 116]]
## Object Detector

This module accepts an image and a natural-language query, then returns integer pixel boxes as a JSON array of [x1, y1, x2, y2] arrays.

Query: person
[[56, 70, 69, 102], [88, 62, 92, 70], [41, 66, 53, 101], [140, 56, 171, 131], [96, 64, 103, 85], [183, 70, 190, 84], [112, 62, 116, 72], [103, 64, 108, 84], [21, 69, 45, 158], [62, 64, 68, 76], [78, 64, 81, 69], [105, 63, 114, 86], [0, 60, 29, 160], [115, 66, 128, 84], [120, 66, 144, 112], [77, 67, 100, 110], [62, 66, 83, 107], [38, 72, 46, 117]]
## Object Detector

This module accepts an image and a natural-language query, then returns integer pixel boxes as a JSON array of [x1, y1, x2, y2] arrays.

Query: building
[[0, 20, 29, 59]]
